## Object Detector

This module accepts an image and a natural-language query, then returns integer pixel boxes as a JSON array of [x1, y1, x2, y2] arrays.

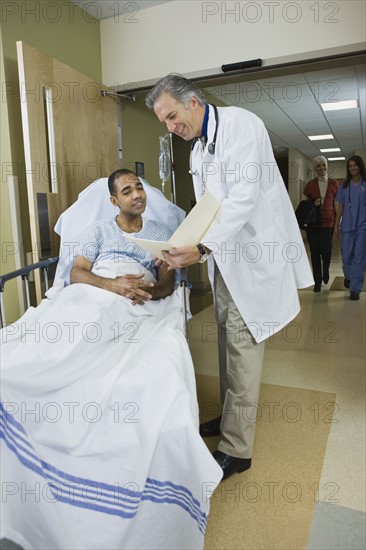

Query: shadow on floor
[[0, 540, 23, 550], [189, 288, 213, 316]]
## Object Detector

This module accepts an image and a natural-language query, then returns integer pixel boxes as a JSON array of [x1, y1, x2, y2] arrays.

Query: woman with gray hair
[[303, 155, 339, 292]]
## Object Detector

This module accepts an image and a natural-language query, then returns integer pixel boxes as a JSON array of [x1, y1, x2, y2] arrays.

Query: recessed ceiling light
[[308, 134, 334, 141], [321, 100, 358, 111], [320, 148, 341, 153], [328, 157, 346, 161]]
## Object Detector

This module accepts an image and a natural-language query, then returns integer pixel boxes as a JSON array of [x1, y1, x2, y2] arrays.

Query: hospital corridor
[[1, 1, 366, 548], [189, 239, 366, 550]]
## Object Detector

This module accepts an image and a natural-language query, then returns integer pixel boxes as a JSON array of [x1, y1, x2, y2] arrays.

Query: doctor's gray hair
[[313, 155, 328, 166], [146, 74, 207, 109]]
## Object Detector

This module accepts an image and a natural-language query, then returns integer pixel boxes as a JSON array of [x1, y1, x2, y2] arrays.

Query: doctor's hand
[[153, 257, 169, 269], [162, 246, 200, 270]]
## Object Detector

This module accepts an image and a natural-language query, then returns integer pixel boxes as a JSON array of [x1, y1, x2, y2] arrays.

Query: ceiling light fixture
[[328, 157, 346, 161], [320, 148, 341, 153], [308, 134, 334, 141], [321, 100, 358, 111]]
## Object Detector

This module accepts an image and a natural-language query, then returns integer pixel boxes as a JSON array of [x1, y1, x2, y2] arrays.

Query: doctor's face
[[153, 92, 204, 141]]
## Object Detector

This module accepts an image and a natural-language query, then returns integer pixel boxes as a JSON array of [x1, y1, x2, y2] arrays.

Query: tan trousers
[[213, 264, 265, 459]]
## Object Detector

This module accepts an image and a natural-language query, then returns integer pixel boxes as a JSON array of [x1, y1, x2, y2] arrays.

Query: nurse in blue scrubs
[[334, 155, 366, 300]]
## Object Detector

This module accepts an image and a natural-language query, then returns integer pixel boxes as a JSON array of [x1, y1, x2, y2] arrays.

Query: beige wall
[[0, 0, 102, 323], [288, 149, 313, 207], [0, 29, 21, 321], [327, 161, 347, 181], [101, 0, 366, 86], [354, 149, 366, 163], [121, 90, 169, 191]]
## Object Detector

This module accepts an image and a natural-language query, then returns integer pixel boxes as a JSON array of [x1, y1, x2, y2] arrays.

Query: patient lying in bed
[[0, 169, 222, 550], [70, 168, 176, 304]]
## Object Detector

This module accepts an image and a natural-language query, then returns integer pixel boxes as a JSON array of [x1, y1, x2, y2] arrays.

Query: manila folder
[[126, 190, 220, 260]]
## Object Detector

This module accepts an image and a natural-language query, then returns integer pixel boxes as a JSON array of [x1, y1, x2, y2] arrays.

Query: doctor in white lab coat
[[146, 74, 313, 481]]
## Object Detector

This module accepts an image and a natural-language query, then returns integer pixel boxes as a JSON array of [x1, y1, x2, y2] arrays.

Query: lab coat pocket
[[244, 225, 286, 283]]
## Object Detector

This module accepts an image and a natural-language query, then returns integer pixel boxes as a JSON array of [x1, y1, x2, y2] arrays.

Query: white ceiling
[[71, 0, 173, 18], [201, 62, 366, 160], [71, 0, 365, 161]]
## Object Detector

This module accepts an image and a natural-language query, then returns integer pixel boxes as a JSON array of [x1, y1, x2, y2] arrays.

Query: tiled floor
[[189, 249, 366, 549]]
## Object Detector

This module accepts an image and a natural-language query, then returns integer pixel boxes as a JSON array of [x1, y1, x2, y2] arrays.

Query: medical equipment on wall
[[159, 133, 177, 203]]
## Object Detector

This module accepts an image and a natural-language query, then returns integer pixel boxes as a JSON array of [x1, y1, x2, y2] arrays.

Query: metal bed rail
[[1, 258, 191, 340], [180, 279, 191, 342], [0, 256, 59, 328]]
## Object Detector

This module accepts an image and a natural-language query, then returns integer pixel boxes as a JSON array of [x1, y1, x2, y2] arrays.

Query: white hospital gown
[[76, 217, 172, 280]]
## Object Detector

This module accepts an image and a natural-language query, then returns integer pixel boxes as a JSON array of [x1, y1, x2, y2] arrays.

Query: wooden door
[[16, 41, 119, 301]]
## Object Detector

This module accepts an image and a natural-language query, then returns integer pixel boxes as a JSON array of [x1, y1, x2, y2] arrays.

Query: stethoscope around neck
[[189, 104, 219, 176]]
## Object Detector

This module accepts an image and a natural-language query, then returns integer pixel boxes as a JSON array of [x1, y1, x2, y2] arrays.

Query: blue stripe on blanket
[[0, 402, 207, 534], [145, 478, 207, 532]]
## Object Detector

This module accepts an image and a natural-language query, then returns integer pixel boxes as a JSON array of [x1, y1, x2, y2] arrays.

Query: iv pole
[[159, 133, 176, 204], [159, 132, 189, 341], [167, 133, 177, 205]]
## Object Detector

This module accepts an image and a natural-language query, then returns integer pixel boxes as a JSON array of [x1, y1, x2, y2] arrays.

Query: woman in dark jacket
[[303, 155, 339, 292]]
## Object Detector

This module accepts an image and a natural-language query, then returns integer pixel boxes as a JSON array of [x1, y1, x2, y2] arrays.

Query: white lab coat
[[191, 105, 313, 343]]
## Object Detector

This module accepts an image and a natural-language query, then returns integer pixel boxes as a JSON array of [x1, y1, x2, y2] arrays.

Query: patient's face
[[111, 174, 146, 216]]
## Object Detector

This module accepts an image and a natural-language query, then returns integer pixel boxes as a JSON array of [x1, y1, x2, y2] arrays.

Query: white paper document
[[126, 191, 221, 260]]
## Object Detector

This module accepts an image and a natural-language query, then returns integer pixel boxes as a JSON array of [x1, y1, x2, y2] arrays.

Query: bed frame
[[0, 257, 59, 328], [0, 257, 190, 338]]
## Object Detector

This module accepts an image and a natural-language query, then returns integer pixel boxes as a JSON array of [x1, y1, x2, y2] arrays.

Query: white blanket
[[0, 276, 222, 549]]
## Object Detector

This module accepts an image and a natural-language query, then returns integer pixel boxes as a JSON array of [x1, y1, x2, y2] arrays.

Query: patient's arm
[[70, 255, 154, 302], [141, 264, 175, 301]]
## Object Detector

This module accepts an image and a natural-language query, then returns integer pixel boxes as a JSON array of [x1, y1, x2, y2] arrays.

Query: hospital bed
[[0, 178, 190, 331], [0, 257, 58, 328], [0, 178, 222, 550]]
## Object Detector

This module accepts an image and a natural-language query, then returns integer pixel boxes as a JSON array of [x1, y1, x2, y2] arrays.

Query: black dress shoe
[[314, 283, 321, 293], [344, 278, 350, 289], [213, 450, 251, 480], [323, 272, 330, 284], [199, 416, 221, 437], [350, 292, 360, 301]]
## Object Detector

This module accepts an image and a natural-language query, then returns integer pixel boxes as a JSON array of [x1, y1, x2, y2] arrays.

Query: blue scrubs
[[336, 181, 366, 293]]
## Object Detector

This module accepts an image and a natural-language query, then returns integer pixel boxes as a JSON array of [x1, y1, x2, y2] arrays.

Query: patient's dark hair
[[108, 169, 136, 196]]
